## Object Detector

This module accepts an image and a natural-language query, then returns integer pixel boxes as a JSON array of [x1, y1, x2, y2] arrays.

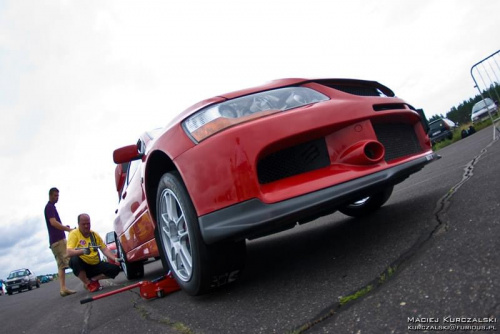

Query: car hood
[[165, 78, 396, 129], [6, 276, 27, 282]]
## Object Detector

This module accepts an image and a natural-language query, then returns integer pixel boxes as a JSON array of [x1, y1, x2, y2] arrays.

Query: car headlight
[[183, 86, 329, 142]]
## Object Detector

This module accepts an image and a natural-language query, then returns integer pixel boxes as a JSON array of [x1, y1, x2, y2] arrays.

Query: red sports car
[[112, 78, 436, 295]]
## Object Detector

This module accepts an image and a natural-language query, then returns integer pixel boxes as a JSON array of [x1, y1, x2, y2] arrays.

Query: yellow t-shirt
[[67, 229, 105, 265]]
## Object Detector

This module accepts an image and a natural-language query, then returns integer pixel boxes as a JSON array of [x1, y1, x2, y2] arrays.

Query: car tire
[[28, 282, 32, 290], [7, 290, 12, 295], [116, 239, 144, 279], [339, 186, 394, 218], [155, 171, 246, 296], [36, 280, 40, 288]]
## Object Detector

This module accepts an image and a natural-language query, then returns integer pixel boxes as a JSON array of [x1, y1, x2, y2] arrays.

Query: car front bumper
[[6, 283, 27, 292], [472, 108, 498, 122], [199, 153, 437, 244]]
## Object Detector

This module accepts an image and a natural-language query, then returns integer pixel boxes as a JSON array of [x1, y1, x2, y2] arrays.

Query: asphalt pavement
[[309, 128, 500, 333], [0, 126, 498, 334]]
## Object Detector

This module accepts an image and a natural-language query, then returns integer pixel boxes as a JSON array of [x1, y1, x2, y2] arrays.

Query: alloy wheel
[[158, 188, 192, 282]]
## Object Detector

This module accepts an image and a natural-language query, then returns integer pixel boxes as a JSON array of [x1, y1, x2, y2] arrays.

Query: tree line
[[428, 83, 500, 124]]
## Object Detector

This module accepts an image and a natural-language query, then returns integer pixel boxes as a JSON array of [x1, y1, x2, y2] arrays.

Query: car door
[[25, 269, 34, 285], [114, 138, 156, 260]]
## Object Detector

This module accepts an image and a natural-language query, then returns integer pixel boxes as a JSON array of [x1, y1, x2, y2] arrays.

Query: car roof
[[474, 97, 493, 104]]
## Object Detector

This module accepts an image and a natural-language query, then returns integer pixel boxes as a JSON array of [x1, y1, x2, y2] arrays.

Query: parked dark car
[[428, 118, 455, 145], [112, 78, 436, 295], [5, 269, 39, 295]]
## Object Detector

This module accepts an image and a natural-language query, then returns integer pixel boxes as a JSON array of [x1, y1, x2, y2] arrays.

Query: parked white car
[[471, 98, 498, 123], [5, 268, 40, 295]]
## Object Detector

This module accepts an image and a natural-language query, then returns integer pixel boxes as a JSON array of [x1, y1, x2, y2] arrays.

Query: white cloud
[[0, 0, 499, 279]]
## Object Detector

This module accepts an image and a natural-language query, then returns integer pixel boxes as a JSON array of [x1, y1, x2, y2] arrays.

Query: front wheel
[[339, 186, 394, 218], [155, 171, 246, 296], [116, 239, 144, 280]]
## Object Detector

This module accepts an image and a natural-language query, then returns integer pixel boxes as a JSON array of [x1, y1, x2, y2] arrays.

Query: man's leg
[[89, 262, 121, 283], [69, 256, 102, 292], [76, 270, 91, 286], [51, 240, 76, 296], [58, 267, 66, 290], [69, 256, 90, 284], [90, 274, 108, 281]]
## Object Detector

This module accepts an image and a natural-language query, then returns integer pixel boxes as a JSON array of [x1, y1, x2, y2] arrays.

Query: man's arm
[[93, 233, 119, 262], [67, 247, 88, 257], [49, 217, 73, 232], [66, 231, 87, 257], [101, 246, 120, 263]]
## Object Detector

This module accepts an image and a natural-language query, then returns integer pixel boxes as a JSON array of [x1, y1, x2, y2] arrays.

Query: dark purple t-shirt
[[44, 201, 66, 246]]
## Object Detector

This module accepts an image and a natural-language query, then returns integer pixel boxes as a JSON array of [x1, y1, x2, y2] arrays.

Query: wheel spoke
[[158, 188, 193, 282], [166, 193, 177, 221], [160, 213, 172, 238], [175, 214, 185, 233], [178, 245, 192, 276]]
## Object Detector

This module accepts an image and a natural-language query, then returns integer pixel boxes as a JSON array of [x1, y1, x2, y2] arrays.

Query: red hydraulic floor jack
[[80, 272, 181, 304]]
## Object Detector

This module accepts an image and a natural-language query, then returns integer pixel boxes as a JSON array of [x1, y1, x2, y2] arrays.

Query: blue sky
[[0, 0, 499, 279]]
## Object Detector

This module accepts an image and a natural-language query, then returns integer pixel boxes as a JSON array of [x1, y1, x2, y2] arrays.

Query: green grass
[[339, 285, 374, 306]]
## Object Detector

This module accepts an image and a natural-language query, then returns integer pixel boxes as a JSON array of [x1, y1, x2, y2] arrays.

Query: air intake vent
[[329, 85, 381, 96], [257, 138, 330, 184], [373, 103, 407, 111], [313, 79, 395, 97], [373, 123, 422, 161]]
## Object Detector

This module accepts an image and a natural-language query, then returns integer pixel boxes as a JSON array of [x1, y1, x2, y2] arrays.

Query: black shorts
[[69, 256, 120, 279]]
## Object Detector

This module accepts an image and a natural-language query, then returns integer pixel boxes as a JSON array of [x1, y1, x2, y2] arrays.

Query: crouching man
[[67, 213, 120, 292]]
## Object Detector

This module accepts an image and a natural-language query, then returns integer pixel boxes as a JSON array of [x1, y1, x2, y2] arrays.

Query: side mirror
[[115, 163, 127, 194], [113, 144, 143, 164]]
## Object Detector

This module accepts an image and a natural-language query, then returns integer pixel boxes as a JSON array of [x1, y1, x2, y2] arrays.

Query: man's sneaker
[[86, 281, 102, 293], [60, 288, 76, 297]]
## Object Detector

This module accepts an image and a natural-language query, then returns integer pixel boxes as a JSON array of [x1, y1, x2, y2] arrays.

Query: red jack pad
[[139, 273, 181, 299]]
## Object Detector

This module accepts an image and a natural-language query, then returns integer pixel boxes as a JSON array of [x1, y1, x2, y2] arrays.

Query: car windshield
[[472, 101, 486, 114], [106, 232, 115, 244], [8, 270, 25, 278], [429, 120, 444, 132], [472, 99, 494, 114]]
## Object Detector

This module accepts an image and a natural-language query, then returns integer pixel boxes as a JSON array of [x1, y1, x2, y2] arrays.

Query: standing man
[[67, 213, 120, 292], [44, 187, 76, 297]]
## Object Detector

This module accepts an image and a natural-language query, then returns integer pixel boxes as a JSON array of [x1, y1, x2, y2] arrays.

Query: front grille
[[373, 123, 422, 161], [257, 138, 330, 184]]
